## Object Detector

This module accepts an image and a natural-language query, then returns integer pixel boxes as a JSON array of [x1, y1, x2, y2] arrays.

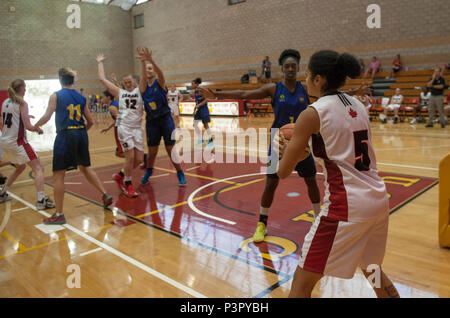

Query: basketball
[[279, 123, 295, 140]]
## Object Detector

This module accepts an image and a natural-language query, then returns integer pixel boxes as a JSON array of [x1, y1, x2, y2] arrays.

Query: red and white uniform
[[299, 92, 389, 279], [116, 88, 144, 152], [386, 94, 403, 110], [0, 98, 38, 165]]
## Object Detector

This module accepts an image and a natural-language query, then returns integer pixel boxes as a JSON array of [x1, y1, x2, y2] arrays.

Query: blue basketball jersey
[[55, 88, 86, 133], [271, 81, 309, 129], [142, 80, 170, 120], [195, 89, 207, 109]]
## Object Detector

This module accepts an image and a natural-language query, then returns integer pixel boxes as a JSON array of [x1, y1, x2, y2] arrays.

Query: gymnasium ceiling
[[74, 0, 151, 11]]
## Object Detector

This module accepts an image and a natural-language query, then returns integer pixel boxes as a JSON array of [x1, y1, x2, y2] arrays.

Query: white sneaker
[[410, 118, 417, 125], [37, 197, 56, 210]]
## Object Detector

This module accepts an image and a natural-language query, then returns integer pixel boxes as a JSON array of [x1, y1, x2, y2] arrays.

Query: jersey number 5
[[2, 113, 13, 129], [67, 104, 81, 121], [353, 130, 371, 171]]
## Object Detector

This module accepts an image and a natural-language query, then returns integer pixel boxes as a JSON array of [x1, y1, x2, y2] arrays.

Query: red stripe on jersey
[[23, 143, 37, 161], [303, 216, 339, 274], [114, 126, 123, 153], [312, 134, 349, 221], [17, 117, 25, 146]]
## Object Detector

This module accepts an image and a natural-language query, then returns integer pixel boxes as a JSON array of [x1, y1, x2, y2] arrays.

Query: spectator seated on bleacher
[[410, 87, 431, 124], [379, 88, 404, 124], [388, 54, 403, 79], [363, 56, 381, 79]]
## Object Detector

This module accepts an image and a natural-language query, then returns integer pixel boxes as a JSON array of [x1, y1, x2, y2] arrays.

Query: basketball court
[[0, 0, 449, 300]]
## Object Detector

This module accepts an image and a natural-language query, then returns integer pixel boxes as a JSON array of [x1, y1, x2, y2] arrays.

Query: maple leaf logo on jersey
[[349, 108, 358, 118]]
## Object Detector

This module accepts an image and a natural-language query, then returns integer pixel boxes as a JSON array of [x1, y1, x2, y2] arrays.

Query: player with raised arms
[[97, 54, 145, 197], [137, 47, 186, 186], [277, 50, 399, 298]]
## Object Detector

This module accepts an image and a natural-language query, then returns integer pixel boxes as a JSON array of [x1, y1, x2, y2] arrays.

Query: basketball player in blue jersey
[[100, 90, 124, 158], [199, 49, 322, 243], [34, 68, 113, 225], [191, 78, 213, 146], [136, 47, 186, 186]]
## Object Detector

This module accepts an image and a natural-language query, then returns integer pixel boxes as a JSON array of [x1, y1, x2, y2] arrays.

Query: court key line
[[5, 191, 207, 298]]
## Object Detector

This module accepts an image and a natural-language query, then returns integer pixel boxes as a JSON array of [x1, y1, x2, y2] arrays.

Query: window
[[134, 14, 144, 29], [228, 0, 246, 5]]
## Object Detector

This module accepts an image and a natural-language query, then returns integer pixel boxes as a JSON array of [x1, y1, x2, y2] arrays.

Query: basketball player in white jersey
[[276, 50, 399, 298], [379, 88, 404, 124], [167, 84, 183, 128], [0, 79, 55, 209], [97, 54, 144, 198]]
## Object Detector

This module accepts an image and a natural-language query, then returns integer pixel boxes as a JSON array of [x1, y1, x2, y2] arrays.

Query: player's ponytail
[[8, 79, 25, 105], [336, 53, 361, 79], [308, 50, 360, 92]]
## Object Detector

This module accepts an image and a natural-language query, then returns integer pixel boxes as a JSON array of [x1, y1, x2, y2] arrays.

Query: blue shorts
[[267, 153, 317, 179], [194, 106, 210, 124], [146, 114, 176, 147], [53, 129, 91, 171]]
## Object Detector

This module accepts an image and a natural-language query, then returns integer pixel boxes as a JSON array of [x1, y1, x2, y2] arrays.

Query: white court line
[[12, 207, 30, 213], [187, 172, 267, 225], [150, 173, 170, 179], [13, 179, 34, 185], [79, 247, 102, 257], [0, 200, 11, 234], [7, 191, 207, 298]]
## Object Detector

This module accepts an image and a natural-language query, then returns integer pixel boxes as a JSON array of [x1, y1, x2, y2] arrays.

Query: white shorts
[[385, 104, 401, 111], [169, 104, 180, 116], [116, 125, 144, 152], [298, 213, 389, 279], [0, 138, 38, 165]]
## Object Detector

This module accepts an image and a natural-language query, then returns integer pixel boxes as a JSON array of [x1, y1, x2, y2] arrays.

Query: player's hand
[[34, 126, 43, 135], [96, 54, 106, 63], [28, 115, 35, 119], [197, 87, 215, 99], [355, 84, 371, 96], [101, 128, 109, 134]]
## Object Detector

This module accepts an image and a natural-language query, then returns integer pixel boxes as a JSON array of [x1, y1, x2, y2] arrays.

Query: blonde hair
[[8, 79, 25, 105], [59, 67, 77, 86]]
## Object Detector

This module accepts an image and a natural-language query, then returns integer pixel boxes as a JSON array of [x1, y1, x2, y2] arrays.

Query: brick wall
[[0, 0, 134, 94], [132, 0, 450, 83]]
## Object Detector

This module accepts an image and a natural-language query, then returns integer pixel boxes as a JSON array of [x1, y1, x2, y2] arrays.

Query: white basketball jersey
[[391, 95, 402, 104], [1, 98, 28, 144], [168, 90, 179, 107], [117, 88, 144, 128], [310, 92, 389, 223]]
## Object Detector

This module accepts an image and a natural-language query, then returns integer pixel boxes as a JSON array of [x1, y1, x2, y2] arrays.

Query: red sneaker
[[113, 173, 125, 193], [43, 213, 66, 225], [124, 184, 138, 198]]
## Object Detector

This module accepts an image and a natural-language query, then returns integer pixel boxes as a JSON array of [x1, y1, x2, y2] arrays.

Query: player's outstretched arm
[[144, 47, 166, 90], [278, 107, 320, 179], [34, 93, 57, 129], [97, 54, 120, 98], [136, 47, 148, 94]]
